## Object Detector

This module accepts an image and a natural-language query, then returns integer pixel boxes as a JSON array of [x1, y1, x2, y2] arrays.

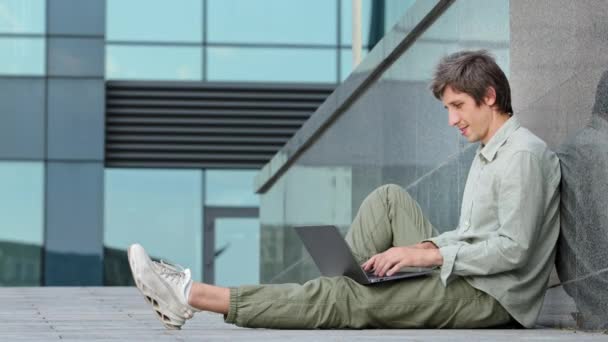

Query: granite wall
[[510, 0, 608, 329]]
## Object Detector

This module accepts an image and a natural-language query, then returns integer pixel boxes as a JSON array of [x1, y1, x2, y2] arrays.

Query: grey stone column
[[43, 0, 106, 285]]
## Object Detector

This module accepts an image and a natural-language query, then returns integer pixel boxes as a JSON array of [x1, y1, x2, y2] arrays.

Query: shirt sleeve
[[436, 151, 548, 285], [424, 229, 461, 248]]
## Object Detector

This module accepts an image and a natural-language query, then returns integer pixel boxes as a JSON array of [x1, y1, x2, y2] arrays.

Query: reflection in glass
[[106, 45, 202, 80], [259, 166, 352, 283], [0, 37, 45, 75], [208, 46, 336, 83], [208, 0, 336, 45], [215, 218, 260, 286], [205, 169, 259, 207], [0, 161, 43, 286], [341, 0, 416, 46], [283, 166, 352, 227], [385, 2, 509, 83], [106, 0, 203, 42], [0, 0, 45, 34], [48, 37, 104, 77], [384, 0, 418, 32], [340, 47, 369, 81], [0, 78, 45, 159], [456, 0, 510, 45], [340, 0, 372, 46], [46, 78, 105, 160], [104, 168, 203, 282]]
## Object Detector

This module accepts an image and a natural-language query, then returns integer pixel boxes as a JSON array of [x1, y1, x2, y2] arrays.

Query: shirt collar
[[478, 116, 521, 162]]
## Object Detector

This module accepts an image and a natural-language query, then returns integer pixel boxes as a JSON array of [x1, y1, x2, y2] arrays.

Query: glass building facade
[[105, 0, 415, 83], [0, 0, 46, 286], [0, 0, 412, 286]]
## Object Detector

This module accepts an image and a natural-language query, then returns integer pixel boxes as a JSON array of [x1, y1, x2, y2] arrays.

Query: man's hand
[[361, 244, 443, 277]]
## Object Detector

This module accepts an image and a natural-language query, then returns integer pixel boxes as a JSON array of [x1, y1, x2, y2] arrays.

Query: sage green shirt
[[426, 116, 561, 328]]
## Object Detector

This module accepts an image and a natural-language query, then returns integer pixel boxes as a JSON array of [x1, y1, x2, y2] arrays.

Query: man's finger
[[378, 259, 394, 277], [374, 259, 385, 275], [362, 255, 377, 270], [386, 263, 403, 276], [362, 261, 371, 270], [382, 261, 395, 276]]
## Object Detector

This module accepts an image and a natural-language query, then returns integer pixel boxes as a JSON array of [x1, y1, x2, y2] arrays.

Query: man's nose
[[448, 110, 460, 126]]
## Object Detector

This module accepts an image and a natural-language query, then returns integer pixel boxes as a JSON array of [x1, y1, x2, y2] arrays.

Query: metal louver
[[105, 81, 334, 169]]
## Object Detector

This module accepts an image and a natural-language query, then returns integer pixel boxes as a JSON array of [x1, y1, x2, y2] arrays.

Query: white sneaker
[[127, 243, 200, 330]]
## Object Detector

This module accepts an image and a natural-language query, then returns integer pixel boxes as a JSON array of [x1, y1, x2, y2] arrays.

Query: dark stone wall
[[511, 0, 608, 330], [555, 73, 608, 330]]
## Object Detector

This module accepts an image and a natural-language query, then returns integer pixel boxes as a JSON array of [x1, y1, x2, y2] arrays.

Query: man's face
[[441, 85, 495, 144]]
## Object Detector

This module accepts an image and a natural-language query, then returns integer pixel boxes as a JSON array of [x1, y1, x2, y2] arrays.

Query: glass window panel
[[47, 79, 105, 160], [341, 0, 418, 46], [384, 0, 418, 32], [208, 47, 336, 83], [48, 0, 104, 36], [106, 45, 202, 80], [458, 0, 510, 52], [340, 47, 369, 81], [215, 218, 260, 286], [44, 162, 104, 286], [0, 78, 45, 159], [208, 0, 336, 45], [0, 0, 45, 34], [0, 37, 45, 75], [283, 166, 352, 227], [383, 1, 509, 83], [205, 170, 260, 207], [104, 168, 203, 282], [48, 38, 104, 77], [0, 161, 44, 286], [106, 0, 202, 42], [340, 0, 372, 46]]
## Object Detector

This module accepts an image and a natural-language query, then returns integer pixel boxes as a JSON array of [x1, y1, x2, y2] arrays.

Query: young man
[[128, 50, 561, 329]]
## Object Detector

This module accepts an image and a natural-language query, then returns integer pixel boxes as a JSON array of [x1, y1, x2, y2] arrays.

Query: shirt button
[[465, 221, 470, 227]]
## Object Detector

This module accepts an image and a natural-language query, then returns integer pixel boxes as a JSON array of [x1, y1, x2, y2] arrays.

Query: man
[[128, 50, 561, 329]]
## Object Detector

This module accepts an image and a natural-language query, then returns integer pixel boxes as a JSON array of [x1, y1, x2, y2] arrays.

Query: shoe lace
[[154, 260, 186, 284]]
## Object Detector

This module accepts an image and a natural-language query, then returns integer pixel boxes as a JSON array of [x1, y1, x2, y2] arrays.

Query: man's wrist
[[418, 248, 443, 266], [419, 241, 438, 249], [430, 248, 443, 266]]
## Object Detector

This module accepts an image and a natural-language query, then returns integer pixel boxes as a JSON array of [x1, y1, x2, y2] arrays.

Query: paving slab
[[0, 287, 605, 341]]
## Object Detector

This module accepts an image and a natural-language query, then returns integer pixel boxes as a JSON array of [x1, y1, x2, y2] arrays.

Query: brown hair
[[430, 50, 513, 115]]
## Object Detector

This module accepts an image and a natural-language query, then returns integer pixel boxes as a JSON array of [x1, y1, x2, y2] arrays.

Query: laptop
[[295, 225, 436, 285]]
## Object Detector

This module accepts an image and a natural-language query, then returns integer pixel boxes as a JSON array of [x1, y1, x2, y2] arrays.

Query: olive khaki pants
[[225, 184, 513, 328]]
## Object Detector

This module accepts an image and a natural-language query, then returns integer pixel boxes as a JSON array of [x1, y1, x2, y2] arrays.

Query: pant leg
[[225, 184, 511, 328], [225, 274, 512, 329], [345, 184, 437, 263]]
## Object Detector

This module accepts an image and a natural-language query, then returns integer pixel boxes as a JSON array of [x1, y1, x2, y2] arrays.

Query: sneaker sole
[[127, 245, 185, 330]]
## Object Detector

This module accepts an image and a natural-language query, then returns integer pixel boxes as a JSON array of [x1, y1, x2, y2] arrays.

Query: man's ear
[[484, 86, 497, 107]]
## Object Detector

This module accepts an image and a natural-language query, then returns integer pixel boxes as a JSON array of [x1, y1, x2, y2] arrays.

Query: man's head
[[430, 50, 513, 144]]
